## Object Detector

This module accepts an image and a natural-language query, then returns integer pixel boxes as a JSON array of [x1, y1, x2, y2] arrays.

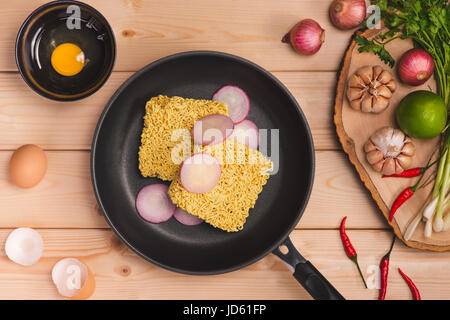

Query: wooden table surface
[[1, 0, 449, 300]]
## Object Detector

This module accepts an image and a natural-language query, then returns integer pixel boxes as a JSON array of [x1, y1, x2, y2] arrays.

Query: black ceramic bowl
[[15, 0, 116, 101]]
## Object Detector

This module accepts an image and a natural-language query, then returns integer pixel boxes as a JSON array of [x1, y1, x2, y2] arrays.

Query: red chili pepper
[[378, 235, 395, 300], [389, 187, 414, 222], [383, 167, 423, 178], [340, 217, 367, 288], [389, 165, 429, 222], [383, 159, 438, 179], [398, 268, 421, 300]]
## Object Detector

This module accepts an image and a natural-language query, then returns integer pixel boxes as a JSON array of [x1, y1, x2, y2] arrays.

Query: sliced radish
[[52, 258, 95, 299], [136, 184, 176, 223], [192, 114, 234, 146], [174, 207, 203, 226], [180, 153, 221, 194], [5, 227, 43, 266], [231, 120, 259, 149], [212, 85, 250, 124]]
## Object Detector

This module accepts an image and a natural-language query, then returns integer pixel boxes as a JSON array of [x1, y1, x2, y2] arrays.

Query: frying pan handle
[[293, 261, 345, 300], [273, 237, 345, 300]]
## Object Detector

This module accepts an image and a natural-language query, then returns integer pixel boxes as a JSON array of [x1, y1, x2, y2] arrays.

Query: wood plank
[[0, 73, 124, 151], [0, 151, 108, 228], [0, 150, 385, 229], [5, 0, 354, 73], [303, 150, 385, 229], [0, 228, 447, 300], [0, 71, 338, 150]]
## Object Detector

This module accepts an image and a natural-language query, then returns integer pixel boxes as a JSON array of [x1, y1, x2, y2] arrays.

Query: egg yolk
[[51, 43, 85, 77]]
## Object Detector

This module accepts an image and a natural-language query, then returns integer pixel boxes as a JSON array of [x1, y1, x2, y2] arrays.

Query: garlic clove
[[397, 154, 413, 169], [364, 140, 376, 153], [348, 74, 366, 88], [401, 142, 416, 156], [372, 160, 384, 172], [372, 96, 390, 113], [361, 94, 373, 113], [373, 65, 384, 80], [378, 70, 392, 84], [382, 157, 396, 175], [350, 98, 362, 110], [386, 80, 396, 92], [366, 150, 384, 164], [394, 160, 404, 174], [377, 86, 393, 99], [357, 66, 373, 84], [347, 87, 364, 101]]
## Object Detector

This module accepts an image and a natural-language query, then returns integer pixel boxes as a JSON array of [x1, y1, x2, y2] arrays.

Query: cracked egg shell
[[5, 228, 43, 266], [51, 258, 95, 300]]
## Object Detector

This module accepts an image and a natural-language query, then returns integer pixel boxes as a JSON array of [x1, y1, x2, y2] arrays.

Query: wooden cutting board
[[334, 28, 450, 252]]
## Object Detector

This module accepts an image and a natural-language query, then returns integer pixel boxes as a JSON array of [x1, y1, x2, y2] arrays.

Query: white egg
[[5, 228, 43, 266]]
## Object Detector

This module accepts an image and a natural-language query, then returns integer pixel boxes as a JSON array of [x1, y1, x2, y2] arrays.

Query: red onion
[[231, 119, 259, 150], [136, 184, 176, 223], [173, 208, 203, 226], [180, 153, 221, 194], [212, 85, 250, 124], [329, 0, 366, 30], [282, 19, 325, 55], [397, 48, 435, 86], [192, 114, 234, 146]]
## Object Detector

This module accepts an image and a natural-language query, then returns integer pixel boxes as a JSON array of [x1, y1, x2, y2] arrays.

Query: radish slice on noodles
[[174, 207, 203, 226], [192, 114, 234, 146], [231, 120, 259, 149], [180, 153, 221, 194], [5, 227, 43, 266], [52, 258, 96, 300], [136, 184, 176, 223], [212, 85, 250, 124]]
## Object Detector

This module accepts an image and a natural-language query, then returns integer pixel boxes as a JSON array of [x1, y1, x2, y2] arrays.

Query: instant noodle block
[[139, 95, 228, 181], [168, 139, 273, 232]]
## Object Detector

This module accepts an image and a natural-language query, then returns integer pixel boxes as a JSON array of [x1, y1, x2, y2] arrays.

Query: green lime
[[396, 91, 447, 139]]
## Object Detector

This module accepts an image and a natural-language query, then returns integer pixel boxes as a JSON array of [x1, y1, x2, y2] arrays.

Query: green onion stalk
[[434, 133, 450, 232], [420, 8, 450, 232]]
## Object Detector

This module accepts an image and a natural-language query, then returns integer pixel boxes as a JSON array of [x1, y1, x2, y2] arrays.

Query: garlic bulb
[[347, 65, 396, 113], [364, 127, 415, 175]]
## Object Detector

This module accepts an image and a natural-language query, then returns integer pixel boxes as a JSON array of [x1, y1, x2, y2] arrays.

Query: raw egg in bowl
[[15, 0, 116, 101]]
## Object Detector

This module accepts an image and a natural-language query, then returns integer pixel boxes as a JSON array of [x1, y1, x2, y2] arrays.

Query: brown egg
[[9, 144, 47, 188]]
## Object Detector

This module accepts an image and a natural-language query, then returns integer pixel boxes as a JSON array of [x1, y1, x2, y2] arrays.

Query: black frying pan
[[91, 51, 344, 300]]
